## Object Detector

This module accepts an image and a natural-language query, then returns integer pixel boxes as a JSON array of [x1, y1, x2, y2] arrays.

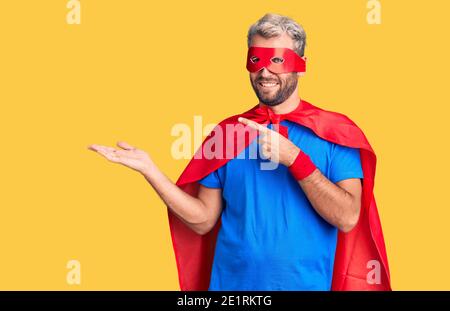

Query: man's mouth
[[258, 81, 279, 89]]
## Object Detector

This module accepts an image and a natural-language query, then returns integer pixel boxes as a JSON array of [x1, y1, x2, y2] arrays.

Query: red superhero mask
[[246, 46, 306, 74]]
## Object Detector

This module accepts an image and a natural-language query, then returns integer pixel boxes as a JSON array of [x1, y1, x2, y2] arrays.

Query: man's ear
[[297, 56, 307, 78]]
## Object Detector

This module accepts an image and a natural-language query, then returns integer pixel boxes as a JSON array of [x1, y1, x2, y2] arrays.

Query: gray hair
[[247, 13, 307, 57]]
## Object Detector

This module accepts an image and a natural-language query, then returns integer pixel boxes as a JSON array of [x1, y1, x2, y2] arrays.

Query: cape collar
[[253, 99, 304, 124]]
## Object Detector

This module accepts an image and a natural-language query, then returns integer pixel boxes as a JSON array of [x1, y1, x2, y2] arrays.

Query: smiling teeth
[[261, 83, 277, 87]]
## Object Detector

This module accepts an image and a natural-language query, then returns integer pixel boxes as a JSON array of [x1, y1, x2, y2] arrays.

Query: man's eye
[[250, 56, 260, 63], [271, 57, 284, 64]]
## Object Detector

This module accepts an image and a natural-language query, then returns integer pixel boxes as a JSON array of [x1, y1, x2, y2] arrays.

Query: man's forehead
[[249, 33, 295, 50]]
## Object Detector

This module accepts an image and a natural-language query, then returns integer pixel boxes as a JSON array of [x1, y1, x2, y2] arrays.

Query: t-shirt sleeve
[[329, 144, 364, 183], [198, 169, 222, 189]]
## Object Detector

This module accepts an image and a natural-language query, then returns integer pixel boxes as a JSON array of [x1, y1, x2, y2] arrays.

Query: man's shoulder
[[284, 120, 336, 151], [303, 100, 357, 126], [295, 100, 366, 149]]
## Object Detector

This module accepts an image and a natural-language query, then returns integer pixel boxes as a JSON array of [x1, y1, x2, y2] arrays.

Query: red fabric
[[246, 47, 306, 73], [168, 99, 391, 291], [288, 150, 317, 180]]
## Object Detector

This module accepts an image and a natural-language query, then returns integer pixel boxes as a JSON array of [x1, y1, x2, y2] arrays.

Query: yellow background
[[1, 0, 449, 290]]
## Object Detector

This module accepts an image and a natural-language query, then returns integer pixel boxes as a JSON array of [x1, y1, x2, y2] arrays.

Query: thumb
[[117, 141, 136, 150]]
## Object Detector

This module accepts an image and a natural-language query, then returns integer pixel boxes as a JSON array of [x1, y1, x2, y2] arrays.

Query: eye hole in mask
[[250, 56, 260, 63], [270, 57, 284, 64]]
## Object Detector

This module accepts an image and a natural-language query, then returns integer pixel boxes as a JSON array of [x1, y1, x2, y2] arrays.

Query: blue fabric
[[199, 120, 364, 291]]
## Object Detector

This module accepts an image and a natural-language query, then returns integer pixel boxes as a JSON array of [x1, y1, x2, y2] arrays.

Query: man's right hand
[[87, 140, 223, 235], [88, 141, 155, 176]]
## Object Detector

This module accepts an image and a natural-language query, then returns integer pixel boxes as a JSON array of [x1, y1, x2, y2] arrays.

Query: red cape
[[168, 99, 391, 290]]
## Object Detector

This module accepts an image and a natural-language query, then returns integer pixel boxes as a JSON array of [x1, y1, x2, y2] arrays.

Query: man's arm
[[298, 170, 362, 232], [142, 166, 223, 235], [88, 141, 223, 235], [238, 117, 362, 233]]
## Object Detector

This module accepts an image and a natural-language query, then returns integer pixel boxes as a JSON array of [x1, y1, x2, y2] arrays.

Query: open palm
[[88, 141, 153, 174]]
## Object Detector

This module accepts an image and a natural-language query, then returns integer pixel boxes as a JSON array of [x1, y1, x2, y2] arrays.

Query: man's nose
[[259, 67, 275, 77]]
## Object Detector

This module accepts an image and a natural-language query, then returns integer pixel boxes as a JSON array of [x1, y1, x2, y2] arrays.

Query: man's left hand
[[238, 117, 300, 167]]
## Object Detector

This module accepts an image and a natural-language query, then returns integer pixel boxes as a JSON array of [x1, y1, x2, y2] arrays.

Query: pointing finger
[[238, 117, 269, 133]]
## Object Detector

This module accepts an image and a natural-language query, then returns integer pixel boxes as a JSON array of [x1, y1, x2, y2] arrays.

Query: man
[[88, 13, 390, 291]]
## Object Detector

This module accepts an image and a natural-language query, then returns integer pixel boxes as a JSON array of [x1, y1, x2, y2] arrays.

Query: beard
[[250, 72, 298, 106]]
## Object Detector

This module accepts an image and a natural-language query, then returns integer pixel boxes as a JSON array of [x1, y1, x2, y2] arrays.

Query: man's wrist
[[285, 145, 300, 167], [141, 163, 159, 179], [288, 149, 317, 180]]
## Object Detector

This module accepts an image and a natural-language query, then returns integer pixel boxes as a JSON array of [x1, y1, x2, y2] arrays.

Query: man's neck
[[259, 91, 301, 115]]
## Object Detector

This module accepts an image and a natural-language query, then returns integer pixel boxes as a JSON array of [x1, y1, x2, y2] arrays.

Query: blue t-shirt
[[199, 120, 364, 291]]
